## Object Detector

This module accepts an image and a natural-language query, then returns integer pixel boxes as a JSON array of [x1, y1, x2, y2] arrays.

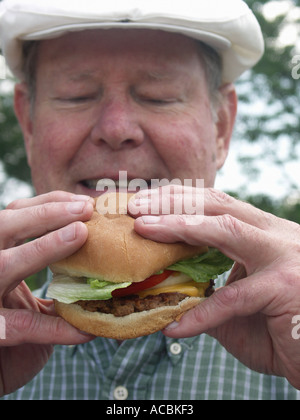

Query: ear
[[14, 83, 34, 167], [215, 83, 237, 170]]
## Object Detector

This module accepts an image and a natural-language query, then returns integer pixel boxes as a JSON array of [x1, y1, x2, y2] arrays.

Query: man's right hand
[[0, 191, 95, 397]]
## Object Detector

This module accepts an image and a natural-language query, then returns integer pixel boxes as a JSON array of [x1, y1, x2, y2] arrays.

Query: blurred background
[[0, 0, 300, 289]]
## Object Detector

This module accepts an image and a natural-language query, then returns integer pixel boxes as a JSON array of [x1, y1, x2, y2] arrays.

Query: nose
[[90, 97, 144, 150]]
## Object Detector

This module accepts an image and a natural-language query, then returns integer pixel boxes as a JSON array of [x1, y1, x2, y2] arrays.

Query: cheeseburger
[[47, 193, 233, 340]]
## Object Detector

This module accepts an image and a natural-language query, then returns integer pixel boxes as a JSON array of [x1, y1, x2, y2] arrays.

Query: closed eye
[[61, 95, 97, 103], [140, 96, 178, 106]]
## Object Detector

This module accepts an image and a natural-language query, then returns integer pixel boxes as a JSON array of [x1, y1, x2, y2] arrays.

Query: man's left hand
[[128, 186, 300, 389]]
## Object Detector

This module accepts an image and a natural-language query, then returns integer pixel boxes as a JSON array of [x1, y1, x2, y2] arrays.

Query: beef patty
[[76, 280, 214, 317], [76, 292, 189, 317]]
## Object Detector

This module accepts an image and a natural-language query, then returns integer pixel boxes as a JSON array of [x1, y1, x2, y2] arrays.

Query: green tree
[[236, 0, 300, 191], [0, 87, 32, 202]]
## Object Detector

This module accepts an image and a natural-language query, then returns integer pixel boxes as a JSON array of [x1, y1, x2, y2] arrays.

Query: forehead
[[37, 29, 205, 78]]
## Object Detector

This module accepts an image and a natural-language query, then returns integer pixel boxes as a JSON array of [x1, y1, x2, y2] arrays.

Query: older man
[[1, 0, 300, 400]]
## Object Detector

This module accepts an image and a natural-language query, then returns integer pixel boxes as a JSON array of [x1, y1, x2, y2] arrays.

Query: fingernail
[[164, 321, 179, 331], [134, 198, 151, 206], [79, 330, 95, 337], [142, 216, 161, 224], [67, 201, 86, 214], [59, 224, 76, 242], [136, 188, 158, 197], [72, 194, 91, 201]]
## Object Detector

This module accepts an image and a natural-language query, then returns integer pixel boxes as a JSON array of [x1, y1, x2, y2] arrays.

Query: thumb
[[163, 275, 271, 338], [0, 308, 94, 346]]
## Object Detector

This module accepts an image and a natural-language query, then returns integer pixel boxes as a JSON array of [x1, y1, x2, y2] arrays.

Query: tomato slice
[[112, 270, 173, 298]]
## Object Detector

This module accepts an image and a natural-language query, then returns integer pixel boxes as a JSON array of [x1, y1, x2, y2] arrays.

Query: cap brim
[[24, 22, 231, 52]]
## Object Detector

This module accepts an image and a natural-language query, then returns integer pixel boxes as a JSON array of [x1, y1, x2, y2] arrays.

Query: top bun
[[50, 192, 207, 283]]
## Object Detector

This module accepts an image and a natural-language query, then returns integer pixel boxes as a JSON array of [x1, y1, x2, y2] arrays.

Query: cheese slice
[[137, 272, 210, 299]]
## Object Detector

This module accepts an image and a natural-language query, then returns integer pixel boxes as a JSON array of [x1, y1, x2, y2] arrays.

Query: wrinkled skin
[[0, 192, 95, 395], [129, 186, 300, 390]]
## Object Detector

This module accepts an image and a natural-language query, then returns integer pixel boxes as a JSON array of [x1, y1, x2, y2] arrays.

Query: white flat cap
[[0, 0, 264, 83]]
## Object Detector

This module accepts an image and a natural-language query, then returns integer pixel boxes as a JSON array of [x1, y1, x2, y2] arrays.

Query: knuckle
[[213, 284, 240, 312], [0, 209, 26, 248], [30, 235, 50, 258], [0, 209, 13, 227], [31, 203, 50, 221], [190, 301, 210, 325], [216, 214, 243, 237], [8, 309, 32, 333], [46, 190, 72, 202], [7, 308, 67, 342], [206, 188, 234, 207], [7, 309, 40, 340], [284, 220, 300, 243], [31, 203, 63, 228], [218, 284, 240, 306], [250, 204, 275, 228], [174, 214, 189, 225]]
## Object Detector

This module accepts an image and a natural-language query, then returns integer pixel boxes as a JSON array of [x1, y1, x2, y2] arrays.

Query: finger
[[163, 272, 275, 339], [202, 188, 277, 231], [6, 191, 94, 210], [134, 214, 279, 272], [0, 200, 94, 249], [128, 186, 200, 217], [129, 186, 277, 231], [0, 308, 94, 346], [0, 221, 88, 296]]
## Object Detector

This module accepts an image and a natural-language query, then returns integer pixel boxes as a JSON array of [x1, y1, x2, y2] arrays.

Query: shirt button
[[170, 342, 182, 355], [113, 386, 129, 400]]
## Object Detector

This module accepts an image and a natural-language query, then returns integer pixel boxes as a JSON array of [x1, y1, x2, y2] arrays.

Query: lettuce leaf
[[47, 249, 233, 304], [167, 248, 233, 283], [46, 275, 131, 304]]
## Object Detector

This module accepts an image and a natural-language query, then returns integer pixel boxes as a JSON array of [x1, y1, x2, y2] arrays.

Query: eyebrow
[[68, 72, 97, 83], [61, 67, 187, 85], [143, 70, 177, 82]]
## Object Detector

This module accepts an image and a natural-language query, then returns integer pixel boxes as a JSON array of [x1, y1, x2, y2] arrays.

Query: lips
[[80, 178, 152, 192]]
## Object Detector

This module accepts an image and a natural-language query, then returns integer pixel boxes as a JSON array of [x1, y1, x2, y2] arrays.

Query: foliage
[[0, 86, 33, 204], [236, 0, 300, 190], [229, 190, 300, 224]]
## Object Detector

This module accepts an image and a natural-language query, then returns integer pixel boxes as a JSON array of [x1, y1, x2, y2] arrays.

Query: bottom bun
[[54, 297, 203, 340]]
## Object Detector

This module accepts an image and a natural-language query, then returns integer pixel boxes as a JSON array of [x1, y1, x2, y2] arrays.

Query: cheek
[[31, 114, 83, 164], [28, 114, 86, 192], [150, 116, 217, 179]]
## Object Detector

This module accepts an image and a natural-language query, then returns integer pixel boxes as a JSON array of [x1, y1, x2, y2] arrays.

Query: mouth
[[80, 178, 152, 193]]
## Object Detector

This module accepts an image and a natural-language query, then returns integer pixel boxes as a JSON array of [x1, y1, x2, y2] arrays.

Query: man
[[1, 0, 300, 400]]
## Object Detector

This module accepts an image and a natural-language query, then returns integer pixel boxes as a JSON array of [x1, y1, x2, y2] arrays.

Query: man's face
[[16, 29, 234, 196]]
